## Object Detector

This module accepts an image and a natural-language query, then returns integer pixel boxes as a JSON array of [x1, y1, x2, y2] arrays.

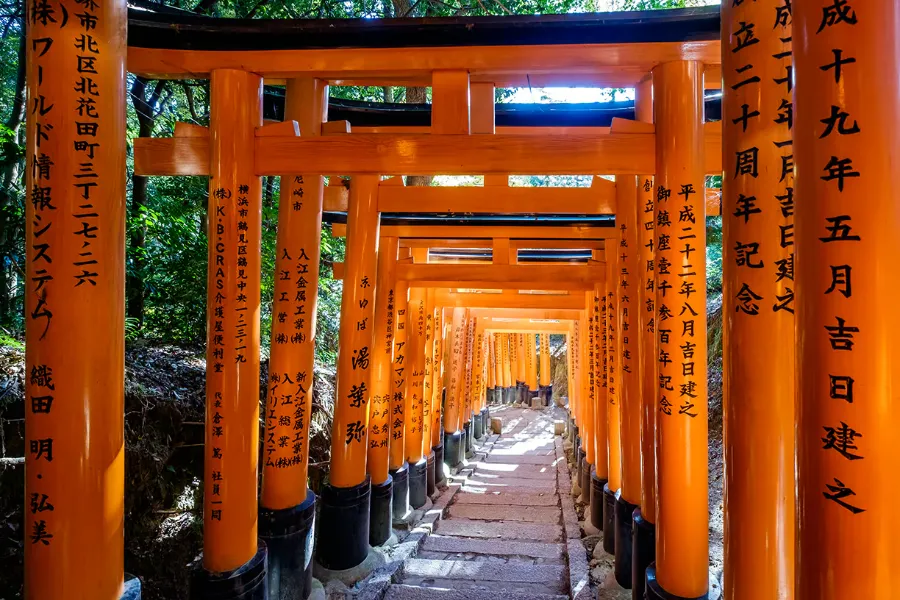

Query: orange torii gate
[[21, 3, 900, 600]]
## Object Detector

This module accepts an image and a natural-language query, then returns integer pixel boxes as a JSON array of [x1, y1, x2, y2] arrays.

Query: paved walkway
[[384, 406, 587, 600]]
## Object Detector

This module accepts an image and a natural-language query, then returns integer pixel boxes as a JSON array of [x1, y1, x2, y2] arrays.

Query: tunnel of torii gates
[[20, 1, 899, 599]]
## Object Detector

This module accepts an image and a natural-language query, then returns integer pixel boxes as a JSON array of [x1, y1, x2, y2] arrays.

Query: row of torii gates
[[22, 1, 898, 599]]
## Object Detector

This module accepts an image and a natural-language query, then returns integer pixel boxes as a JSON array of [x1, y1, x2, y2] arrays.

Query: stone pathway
[[384, 406, 586, 600]]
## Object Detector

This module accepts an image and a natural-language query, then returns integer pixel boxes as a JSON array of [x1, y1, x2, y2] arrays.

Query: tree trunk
[[404, 87, 433, 187], [127, 77, 167, 329], [0, 30, 26, 327]]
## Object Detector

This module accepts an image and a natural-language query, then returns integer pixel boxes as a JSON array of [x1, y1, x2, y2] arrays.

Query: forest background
[[0, 0, 721, 597]]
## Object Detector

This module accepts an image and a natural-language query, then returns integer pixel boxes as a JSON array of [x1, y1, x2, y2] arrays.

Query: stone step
[[475, 462, 559, 479], [422, 535, 566, 560], [435, 517, 563, 542], [401, 558, 567, 595], [484, 453, 558, 465], [453, 490, 559, 506], [471, 471, 556, 484], [384, 583, 568, 600], [448, 504, 561, 523], [463, 476, 556, 490]]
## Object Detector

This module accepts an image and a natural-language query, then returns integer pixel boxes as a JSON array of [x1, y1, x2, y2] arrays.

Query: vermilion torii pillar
[[25, 0, 132, 595], [603, 243, 621, 555], [470, 321, 487, 439], [462, 315, 477, 457], [633, 77, 657, 600], [615, 174, 643, 588], [198, 69, 268, 592], [389, 256, 411, 519], [646, 60, 708, 600], [259, 77, 327, 599], [795, 3, 900, 598], [509, 329, 520, 404], [722, 2, 795, 598], [579, 297, 596, 508], [539, 333, 552, 404], [443, 307, 467, 467], [501, 332, 513, 403], [515, 332, 527, 404], [405, 286, 428, 508], [430, 303, 446, 485], [317, 175, 379, 573], [422, 288, 437, 495], [366, 235, 398, 546], [566, 327, 578, 445], [590, 282, 609, 534]]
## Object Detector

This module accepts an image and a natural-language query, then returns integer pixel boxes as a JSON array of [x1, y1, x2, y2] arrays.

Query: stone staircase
[[383, 408, 573, 600]]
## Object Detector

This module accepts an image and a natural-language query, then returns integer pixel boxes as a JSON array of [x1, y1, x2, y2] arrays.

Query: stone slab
[[435, 518, 563, 542], [422, 536, 565, 560], [463, 476, 557, 490], [448, 504, 561, 523], [385, 583, 568, 600], [403, 558, 565, 585], [474, 465, 558, 480], [452, 491, 559, 506], [484, 453, 558, 465]]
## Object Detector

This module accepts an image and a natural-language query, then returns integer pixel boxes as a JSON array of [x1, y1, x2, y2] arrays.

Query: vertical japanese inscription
[[389, 281, 409, 468], [25, 3, 127, 589]]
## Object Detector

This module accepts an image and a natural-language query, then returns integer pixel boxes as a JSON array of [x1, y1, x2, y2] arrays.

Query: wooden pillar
[[527, 332, 538, 394], [24, 0, 128, 594], [430, 303, 445, 451], [635, 75, 659, 600], [261, 77, 326, 509], [404, 286, 428, 507], [509, 329, 519, 392], [589, 281, 609, 532], [539, 333, 551, 387], [258, 77, 326, 593], [500, 332, 512, 391], [319, 175, 380, 569], [646, 60, 708, 599], [615, 174, 643, 587], [368, 236, 399, 486], [198, 69, 266, 575], [389, 265, 410, 473], [721, 2, 795, 598], [795, 3, 899, 598], [422, 288, 435, 460], [566, 328, 576, 419], [405, 287, 427, 466], [636, 82, 659, 525], [603, 244, 622, 555], [462, 315, 477, 439], [580, 297, 596, 487], [443, 307, 467, 466]]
